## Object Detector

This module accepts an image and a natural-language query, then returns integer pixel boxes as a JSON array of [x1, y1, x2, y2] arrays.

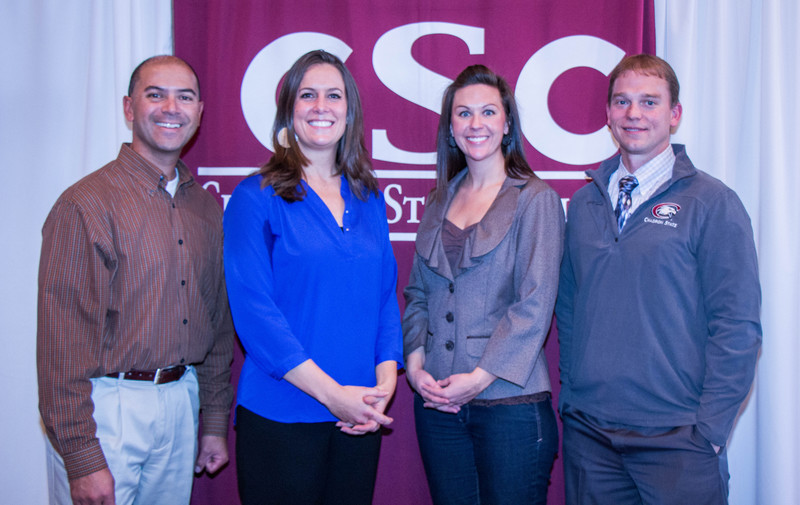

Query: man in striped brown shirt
[[37, 55, 234, 505]]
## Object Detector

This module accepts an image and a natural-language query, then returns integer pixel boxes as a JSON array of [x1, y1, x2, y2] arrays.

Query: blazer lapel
[[416, 171, 527, 277], [415, 171, 467, 281], [459, 176, 523, 269]]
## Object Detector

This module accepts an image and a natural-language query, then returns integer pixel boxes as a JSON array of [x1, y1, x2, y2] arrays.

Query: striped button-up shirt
[[37, 144, 234, 480], [608, 144, 676, 216]]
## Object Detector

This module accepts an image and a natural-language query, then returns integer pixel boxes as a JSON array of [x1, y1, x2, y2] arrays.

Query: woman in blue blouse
[[224, 50, 403, 505], [402, 65, 564, 504]]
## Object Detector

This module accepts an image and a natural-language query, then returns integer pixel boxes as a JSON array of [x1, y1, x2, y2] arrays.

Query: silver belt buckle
[[153, 368, 163, 384]]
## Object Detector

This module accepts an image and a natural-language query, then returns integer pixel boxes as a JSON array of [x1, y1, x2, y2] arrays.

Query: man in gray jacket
[[556, 54, 761, 504]]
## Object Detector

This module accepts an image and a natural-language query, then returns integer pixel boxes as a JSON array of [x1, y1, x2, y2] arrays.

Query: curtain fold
[[0, 1, 172, 503]]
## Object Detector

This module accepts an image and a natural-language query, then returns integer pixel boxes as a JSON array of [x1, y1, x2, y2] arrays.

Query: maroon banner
[[175, 1, 654, 503]]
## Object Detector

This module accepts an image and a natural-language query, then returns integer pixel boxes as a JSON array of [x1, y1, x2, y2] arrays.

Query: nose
[[626, 102, 641, 119], [162, 95, 179, 114], [312, 96, 328, 112], [469, 114, 483, 128]]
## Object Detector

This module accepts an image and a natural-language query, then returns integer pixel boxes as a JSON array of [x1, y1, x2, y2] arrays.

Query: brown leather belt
[[106, 365, 187, 385]]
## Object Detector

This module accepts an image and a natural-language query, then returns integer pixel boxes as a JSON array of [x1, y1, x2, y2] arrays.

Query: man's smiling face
[[606, 70, 682, 172], [123, 60, 204, 171]]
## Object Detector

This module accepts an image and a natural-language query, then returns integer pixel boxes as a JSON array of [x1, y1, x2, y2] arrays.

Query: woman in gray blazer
[[402, 65, 564, 505]]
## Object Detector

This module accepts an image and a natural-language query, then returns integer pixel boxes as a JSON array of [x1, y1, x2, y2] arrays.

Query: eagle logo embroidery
[[651, 203, 681, 219]]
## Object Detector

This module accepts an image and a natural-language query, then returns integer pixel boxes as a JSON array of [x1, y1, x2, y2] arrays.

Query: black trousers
[[235, 405, 382, 505]]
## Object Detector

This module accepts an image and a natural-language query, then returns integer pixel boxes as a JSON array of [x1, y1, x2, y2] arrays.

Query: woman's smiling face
[[450, 84, 508, 167], [292, 63, 348, 156]]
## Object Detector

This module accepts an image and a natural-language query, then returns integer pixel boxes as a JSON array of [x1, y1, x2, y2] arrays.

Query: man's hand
[[195, 435, 229, 474], [70, 467, 115, 505]]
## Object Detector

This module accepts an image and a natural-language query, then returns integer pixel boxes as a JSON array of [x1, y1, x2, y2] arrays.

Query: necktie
[[615, 175, 639, 232]]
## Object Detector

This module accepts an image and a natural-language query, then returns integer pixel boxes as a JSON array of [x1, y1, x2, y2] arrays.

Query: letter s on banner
[[241, 32, 353, 151], [384, 184, 403, 224], [372, 22, 485, 165], [515, 35, 624, 165]]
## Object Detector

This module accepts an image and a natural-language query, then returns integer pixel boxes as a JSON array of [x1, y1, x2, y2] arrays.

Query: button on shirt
[[608, 145, 676, 216], [37, 144, 234, 480]]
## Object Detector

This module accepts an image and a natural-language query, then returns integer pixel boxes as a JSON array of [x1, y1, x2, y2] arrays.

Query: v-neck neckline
[[302, 176, 348, 232]]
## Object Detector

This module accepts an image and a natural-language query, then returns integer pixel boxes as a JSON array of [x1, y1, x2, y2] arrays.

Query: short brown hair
[[607, 54, 680, 108]]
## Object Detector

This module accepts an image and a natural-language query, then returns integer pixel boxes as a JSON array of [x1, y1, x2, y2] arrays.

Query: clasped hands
[[409, 367, 495, 414], [330, 384, 394, 435]]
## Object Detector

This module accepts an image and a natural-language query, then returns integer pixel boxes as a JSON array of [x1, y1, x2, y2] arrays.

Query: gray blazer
[[402, 169, 565, 400]]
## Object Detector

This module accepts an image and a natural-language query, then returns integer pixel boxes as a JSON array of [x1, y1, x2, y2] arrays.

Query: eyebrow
[[299, 86, 344, 93], [454, 103, 500, 109], [143, 85, 198, 96], [613, 92, 662, 99]]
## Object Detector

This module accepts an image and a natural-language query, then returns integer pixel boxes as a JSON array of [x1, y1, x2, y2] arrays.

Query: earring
[[502, 134, 511, 147], [277, 127, 291, 149], [447, 135, 457, 148]]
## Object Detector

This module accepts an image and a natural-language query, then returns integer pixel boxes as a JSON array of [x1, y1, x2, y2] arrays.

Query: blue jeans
[[414, 393, 558, 505]]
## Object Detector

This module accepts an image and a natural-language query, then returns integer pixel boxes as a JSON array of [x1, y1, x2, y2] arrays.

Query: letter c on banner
[[372, 22, 485, 165], [241, 32, 353, 151], [516, 35, 624, 165]]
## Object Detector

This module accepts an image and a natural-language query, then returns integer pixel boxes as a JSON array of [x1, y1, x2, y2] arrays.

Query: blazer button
[[445, 312, 454, 322], [448, 282, 454, 293], [445, 340, 455, 351]]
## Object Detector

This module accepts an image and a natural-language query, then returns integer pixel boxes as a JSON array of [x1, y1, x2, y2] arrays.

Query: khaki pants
[[46, 367, 199, 505]]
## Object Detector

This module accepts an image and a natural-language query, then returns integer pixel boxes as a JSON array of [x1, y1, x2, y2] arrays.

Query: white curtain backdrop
[[1, 1, 797, 503], [0, 1, 172, 503]]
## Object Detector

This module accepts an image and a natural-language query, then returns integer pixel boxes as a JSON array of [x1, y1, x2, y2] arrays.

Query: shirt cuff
[[63, 442, 108, 481], [201, 408, 231, 438]]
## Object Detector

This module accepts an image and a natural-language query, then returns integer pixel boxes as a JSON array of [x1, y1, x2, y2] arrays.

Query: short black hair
[[127, 55, 201, 99]]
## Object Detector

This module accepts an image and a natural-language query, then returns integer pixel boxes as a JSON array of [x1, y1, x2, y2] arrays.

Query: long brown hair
[[258, 50, 377, 202], [431, 65, 534, 203]]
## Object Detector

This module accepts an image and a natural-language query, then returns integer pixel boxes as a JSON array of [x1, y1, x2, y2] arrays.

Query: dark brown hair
[[607, 54, 680, 108], [258, 50, 377, 202], [432, 64, 534, 203]]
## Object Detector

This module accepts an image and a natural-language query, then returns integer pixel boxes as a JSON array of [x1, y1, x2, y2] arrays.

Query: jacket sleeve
[[37, 198, 110, 480], [555, 203, 577, 407], [223, 182, 310, 380], [477, 186, 565, 387], [695, 189, 761, 447], [402, 252, 430, 360]]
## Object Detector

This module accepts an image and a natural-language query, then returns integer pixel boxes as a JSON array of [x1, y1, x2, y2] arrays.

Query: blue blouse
[[223, 174, 403, 423]]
